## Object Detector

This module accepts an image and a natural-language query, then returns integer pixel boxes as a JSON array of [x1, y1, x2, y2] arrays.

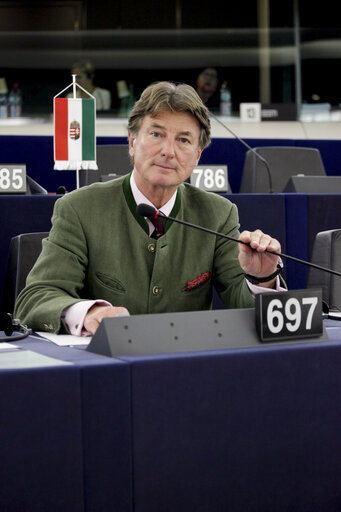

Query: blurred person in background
[[67, 59, 111, 111], [195, 67, 219, 110]]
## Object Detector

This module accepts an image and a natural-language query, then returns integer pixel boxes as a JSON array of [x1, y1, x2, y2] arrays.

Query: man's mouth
[[154, 163, 175, 172]]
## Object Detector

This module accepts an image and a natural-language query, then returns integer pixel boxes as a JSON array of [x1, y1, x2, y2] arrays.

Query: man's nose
[[161, 137, 175, 156]]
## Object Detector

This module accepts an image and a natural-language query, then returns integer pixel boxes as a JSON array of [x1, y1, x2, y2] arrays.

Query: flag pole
[[72, 74, 80, 189], [72, 74, 77, 98]]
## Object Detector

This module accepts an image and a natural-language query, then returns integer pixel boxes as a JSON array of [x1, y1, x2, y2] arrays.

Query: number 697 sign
[[256, 289, 323, 342]]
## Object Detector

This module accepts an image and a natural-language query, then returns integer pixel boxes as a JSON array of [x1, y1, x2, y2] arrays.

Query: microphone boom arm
[[136, 203, 341, 279], [159, 212, 341, 278], [210, 112, 274, 194]]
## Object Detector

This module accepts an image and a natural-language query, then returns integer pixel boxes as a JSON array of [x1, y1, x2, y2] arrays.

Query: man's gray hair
[[128, 81, 211, 149]]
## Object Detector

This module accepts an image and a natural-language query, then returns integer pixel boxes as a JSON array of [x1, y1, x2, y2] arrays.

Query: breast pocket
[[183, 271, 212, 292], [95, 272, 126, 294]]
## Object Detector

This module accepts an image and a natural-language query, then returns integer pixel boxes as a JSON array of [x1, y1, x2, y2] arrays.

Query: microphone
[[0, 312, 32, 342], [56, 185, 67, 195], [136, 203, 341, 279], [209, 111, 274, 194]]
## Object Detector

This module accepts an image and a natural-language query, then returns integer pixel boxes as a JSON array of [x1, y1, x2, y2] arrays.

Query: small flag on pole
[[54, 97, 97, 170], [53, 75, 98, 186]]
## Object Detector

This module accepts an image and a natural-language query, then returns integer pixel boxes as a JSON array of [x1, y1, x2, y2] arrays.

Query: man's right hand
[[84, 304, 129, 335]]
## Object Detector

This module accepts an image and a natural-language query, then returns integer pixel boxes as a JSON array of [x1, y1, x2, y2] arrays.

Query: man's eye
[[151, 131, 161, 137], [179, 137, 190, 144]]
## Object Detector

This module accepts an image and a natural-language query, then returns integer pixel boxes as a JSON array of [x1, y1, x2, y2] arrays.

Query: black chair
[[79, 144, 133, 187], [306, 229, 341, 311], [1, 232, 49, 314], [239, 146, 326, 193]]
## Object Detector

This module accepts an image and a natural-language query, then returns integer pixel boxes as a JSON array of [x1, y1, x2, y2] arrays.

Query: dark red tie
[[150, 214, 166, 239]]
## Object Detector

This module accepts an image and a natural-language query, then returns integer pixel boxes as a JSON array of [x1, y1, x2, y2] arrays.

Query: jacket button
[[148, 243, 156, 253], [152, 286, 160, 295]]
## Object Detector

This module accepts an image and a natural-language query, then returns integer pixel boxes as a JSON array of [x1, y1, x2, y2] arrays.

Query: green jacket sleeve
[[14, 196, 91, 333]]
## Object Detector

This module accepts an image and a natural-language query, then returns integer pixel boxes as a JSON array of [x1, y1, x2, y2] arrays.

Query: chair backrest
[[26, 175, 48, 195], [239, 146, 326, 193], [79, 144, 133, 187], [1, 232, 49, 314], [306, 229, 341, 311]]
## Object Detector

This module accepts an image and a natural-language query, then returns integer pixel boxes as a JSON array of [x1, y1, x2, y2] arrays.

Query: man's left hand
[[238, 229, 281, 287]]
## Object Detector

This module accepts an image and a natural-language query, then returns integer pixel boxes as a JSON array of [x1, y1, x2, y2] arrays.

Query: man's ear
[[128, 132, 135, 157], [195, 149, 202, 166]]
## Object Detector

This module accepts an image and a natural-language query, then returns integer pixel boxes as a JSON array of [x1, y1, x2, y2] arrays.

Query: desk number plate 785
[[0, 164, 27, 193]]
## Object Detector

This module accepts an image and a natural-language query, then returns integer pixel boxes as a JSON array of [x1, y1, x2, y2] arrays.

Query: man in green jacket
[[14, 81, 283, 336]]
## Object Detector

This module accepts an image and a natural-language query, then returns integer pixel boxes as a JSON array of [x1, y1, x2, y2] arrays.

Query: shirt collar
[[130, 170, 177, 234]]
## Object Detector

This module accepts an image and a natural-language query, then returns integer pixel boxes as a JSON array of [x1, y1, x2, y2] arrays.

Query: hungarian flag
[[54, 97, 98, 170]]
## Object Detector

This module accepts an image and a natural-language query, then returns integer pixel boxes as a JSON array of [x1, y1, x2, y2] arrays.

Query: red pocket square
[[185, 272, 211, 291]]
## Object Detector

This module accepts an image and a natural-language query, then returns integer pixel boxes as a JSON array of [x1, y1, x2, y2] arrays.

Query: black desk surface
[[1, 317, 341, 512]]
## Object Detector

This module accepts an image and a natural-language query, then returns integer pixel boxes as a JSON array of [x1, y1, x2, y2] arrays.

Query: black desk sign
[[190, 165, 229, 193], [0, 164, 27, 193], [256, 289, 323, 342]]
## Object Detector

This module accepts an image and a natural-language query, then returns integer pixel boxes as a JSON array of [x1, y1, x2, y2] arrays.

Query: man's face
[[129, 109, 202, 192], [197, 68, 218, 95]]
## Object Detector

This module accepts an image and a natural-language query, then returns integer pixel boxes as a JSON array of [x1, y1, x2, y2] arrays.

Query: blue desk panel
[[3, 337, 133, 512], [0, 194, 60, 304], [123, 335, 341, 512], [2, 320, 341, 511], [0, 348, 84, 511], [294, 139, 341, 177], [0, 135, 128, 194], [226, 193, 287, 251], [1, 135, 340, 194]]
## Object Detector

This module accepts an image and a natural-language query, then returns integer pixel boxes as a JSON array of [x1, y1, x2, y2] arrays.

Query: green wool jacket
[[14, 174, 255, 333]]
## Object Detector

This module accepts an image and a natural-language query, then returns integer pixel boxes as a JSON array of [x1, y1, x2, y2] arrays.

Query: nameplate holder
[[87, 305, 328, 358]]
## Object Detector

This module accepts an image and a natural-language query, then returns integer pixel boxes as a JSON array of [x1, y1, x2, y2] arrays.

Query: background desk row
[[1, 319, 341, 512], [1, 135, 341, 194], [1, 193, 341, 306]]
